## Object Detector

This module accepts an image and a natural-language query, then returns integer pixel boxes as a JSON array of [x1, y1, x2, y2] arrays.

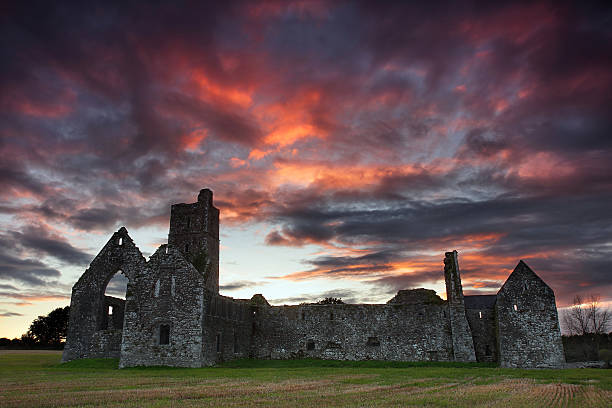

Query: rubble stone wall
[[201, 293, 253, 365], [250, 302, 455, 362], [496, 261, 565, 368], [465, 307, 497, 363], [119, 246, 205, 368], [62, 228, 146, 362]]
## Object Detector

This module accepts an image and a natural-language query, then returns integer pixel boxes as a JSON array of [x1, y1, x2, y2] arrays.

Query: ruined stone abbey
[[62, 189, 565, 368]]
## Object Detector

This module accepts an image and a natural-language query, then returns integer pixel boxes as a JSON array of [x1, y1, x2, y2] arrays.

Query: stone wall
[[496, 261, 565, 368], [100, 296, 125, 331], [119, 245, 205, 368], [249, 298, 455, 362], [464, 295, 497, 363], [62, 228, 146, 362], [201, 293, 253, 365]]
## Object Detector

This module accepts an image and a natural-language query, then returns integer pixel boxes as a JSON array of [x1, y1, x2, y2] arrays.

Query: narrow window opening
[[330, 311, 334, 320], [513, 304, 518, 311], [187, 217, 191, 228], [233, 331, 239, 353], [485, 344, 491, 356], [108, 305, 113, 315], [118, 237, 123, 246], [185, 243, 189, 253], [479, 311, 482, 319], [367, 336, 380, 347], [159, 325, 170, 345], [165, 246, 169, 254], [216, 333, 221, 353], [154, 279, 160, 297], [306, 340, 315, 350]]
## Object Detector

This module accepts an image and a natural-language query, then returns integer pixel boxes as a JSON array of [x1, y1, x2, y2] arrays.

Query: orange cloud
[[191, 70, 253, 108], [181, 129, 207, 151], [255, 89, 328, 147]]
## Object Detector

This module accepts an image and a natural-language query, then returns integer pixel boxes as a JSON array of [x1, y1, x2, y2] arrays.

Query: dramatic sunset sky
[[1, 1, 611, 339]]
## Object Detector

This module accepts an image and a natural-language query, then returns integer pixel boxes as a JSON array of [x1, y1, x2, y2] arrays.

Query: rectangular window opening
[[306, 340, 315, 350], [478, 311, 482, 319], [367, 336, 380, 347], [513, 304, 518, 311], [159, 325, 170, 345], [108, 305, 113, 315], [233, 332, 238, 353], [216, 333, 221, 353], [118, 237, 123, 246]]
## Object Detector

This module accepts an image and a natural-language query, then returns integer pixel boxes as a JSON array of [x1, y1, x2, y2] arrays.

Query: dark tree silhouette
[[316, 297, 345, 305], [27, 306, 70, 347], [563, 295, 610, 336]]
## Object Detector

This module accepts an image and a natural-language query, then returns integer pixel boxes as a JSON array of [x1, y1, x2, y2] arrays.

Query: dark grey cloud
[[0, 311, 24, 317], [8, 226, 91, 266], [367, 270, 447, 295], [0, 252, 61, 286], [68, 208, 122, 231], [269, 190, 612, 305], [270, 288, 361, 305], [219, 280, 263, 291], [1, 0, 611, 312]]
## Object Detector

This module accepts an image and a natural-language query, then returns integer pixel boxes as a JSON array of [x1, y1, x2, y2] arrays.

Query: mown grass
[[1, 351, 610, 407]]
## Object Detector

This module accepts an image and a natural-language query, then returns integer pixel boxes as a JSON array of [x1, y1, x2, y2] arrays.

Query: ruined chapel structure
[[62, 189, 565, 368]]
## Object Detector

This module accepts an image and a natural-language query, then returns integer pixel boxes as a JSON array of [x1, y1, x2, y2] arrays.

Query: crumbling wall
[[62, 228, 146, 362], [250, 297, 454, 362], [443, 251, 477, 362], [464, 295, 497, 363], [119, 245, 205, 368], [201, 293, 252, 365], [496, 261, 565, 368]]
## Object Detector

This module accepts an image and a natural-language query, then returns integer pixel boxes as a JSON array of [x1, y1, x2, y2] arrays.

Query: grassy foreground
[[0, 351, 610, 407]]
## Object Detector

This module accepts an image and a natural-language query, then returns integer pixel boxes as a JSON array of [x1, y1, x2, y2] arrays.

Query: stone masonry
[[62, 189, 565, 368]]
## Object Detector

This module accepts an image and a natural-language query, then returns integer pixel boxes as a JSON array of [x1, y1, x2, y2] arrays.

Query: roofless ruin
[[62, 189, 565, 368]]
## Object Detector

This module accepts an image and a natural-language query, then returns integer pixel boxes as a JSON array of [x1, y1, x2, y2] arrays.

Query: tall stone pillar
[[444, 250, 477, 362]]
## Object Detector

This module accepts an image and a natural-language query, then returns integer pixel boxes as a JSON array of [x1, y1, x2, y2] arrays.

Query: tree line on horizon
[[0, 306, 69, 349]]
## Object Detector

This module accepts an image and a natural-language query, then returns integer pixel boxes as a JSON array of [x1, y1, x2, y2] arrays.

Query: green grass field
[[1, 351, 610, 407]]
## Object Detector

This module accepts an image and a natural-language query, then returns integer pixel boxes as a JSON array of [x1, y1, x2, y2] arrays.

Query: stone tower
[[168, 188, 219, 292], [443, 250, 477, 362]]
